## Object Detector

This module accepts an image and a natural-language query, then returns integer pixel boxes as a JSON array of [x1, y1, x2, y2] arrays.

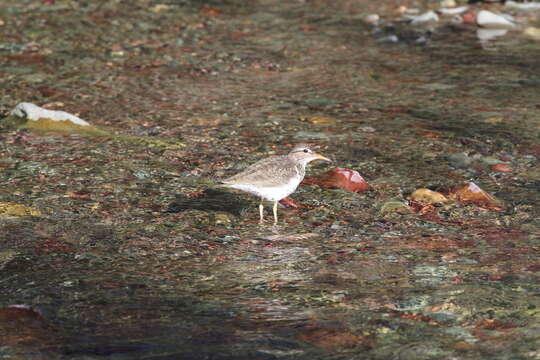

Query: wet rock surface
[[1, 0, 539, 359]]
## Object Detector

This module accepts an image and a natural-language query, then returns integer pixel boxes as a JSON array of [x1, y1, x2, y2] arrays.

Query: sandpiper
[[218, 144, 331, 224]]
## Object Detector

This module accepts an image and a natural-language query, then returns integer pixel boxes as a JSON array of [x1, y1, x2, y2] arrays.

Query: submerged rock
[[405, 11, 440, 25], [446, 152, 472, 169], [524, 26, 540, 40], [279, 196, 301, 208], [477, 28, 509, 42], [437, 6, 469, 15], [364, 14, 380, 25], [447, 182, 503, 207], [0, 250, 20, 271], [4, 102, 106, 136], [380, 200, 411, 214], [476, 10, 516, 29], [0, 305, 54, 346], [10, 102, 89, 126], [302, 168, 370, 193], [409, 188, 449, 204], [490, 163, 512, 173], [209, 212, 234, 226], [0, 202, 41, 218], [505, 1, 540, 10], [298, 116, 337, 124]]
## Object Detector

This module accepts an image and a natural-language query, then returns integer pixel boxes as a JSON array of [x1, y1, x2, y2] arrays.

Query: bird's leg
[[259, 201, 264, 224], [273, 201, 278, 225]]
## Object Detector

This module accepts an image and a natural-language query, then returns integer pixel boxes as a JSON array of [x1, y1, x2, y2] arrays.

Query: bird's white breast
[[226, 174, 302, 201]]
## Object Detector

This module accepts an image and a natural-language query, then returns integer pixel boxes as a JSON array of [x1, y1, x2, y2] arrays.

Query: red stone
[[462, 11, 477, 24], [447, 182, 502, 208], [491, 163, 512, 173], [279, 197, 301, 208], [0, 305, 55, 345], [302, 168, 370, 193]]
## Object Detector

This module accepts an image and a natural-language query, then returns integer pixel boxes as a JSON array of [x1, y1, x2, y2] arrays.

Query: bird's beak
[[314, 153, 332, 162]]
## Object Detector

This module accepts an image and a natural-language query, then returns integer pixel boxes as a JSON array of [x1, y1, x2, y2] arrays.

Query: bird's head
[[288, 144, 332, 164]]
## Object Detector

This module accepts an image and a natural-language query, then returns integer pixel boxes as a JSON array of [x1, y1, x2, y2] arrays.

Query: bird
[[217, 144, 331, 224]]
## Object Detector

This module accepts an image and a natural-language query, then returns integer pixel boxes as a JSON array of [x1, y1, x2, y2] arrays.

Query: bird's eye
[[303, 149, 309, 153]]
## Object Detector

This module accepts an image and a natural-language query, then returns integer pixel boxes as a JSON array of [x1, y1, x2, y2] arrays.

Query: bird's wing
[[221, 156, 296, 187]]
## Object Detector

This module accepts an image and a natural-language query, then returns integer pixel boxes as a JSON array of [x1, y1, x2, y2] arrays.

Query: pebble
[[524, 27, 540, 40], [505, 1, 540, 10], [0, 202, 42, 217], [380, 200, 411, 214], [462, 10, 477, 24], [376, 35, 399, 43], [0, 250, 19, 271], [414, 264, 457, 286], [479, 156, 503, 165], [210, 212, 233, 226], [10, 102, 90, 126], [440, 0, 456, 7], [364, 14, 380, 25], [294, 131, 333, 140], [477, 28, 509, 42], [298, 116, 337, 124], [409, 188, 449, 204], [408, 11, 439, 25], [476, 10, 516, 29], [491, 163, 512, 173], [446, 152, 472, 169], [302, 168, 370, 193], [438, 6, 469, 15], [449, 182, 503, 207]]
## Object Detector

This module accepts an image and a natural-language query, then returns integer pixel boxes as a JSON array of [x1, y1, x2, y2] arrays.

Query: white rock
[[376, 35, 399, 43], [440, 0, 457, 8], [477, 28, 509, 42], [10, 102, 90, 126], [505, 1, 540, 10], [438, 6, 469, 15], [476, 10, 516, 29], [404, 8, 421, 15], [524, 26, 540, 40], [406, 11, 439, 24], [364, 14, 380, 24]]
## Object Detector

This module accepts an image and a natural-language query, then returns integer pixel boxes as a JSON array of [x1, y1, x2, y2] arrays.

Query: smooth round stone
[[409, 188, 448, 204], [446, 152, 472, 169], [380, 200, 411, 214]]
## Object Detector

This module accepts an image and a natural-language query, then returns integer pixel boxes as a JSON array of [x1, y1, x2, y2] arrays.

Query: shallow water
[[1, 0, 539, 359]]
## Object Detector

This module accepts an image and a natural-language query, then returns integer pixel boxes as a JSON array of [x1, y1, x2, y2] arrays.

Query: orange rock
[[448, 182, 503, 207], [491, 163, 512, 173], [200, 7, 221, 16], [302, 168, 370, 193], [462, 10, 477, 24]]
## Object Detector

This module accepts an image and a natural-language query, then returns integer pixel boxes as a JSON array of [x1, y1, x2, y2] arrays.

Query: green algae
[[114, 134, 185, 151], [23, 117, 108, 136], [1, 114, 107, 136], [1, 115, 185, 152]]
